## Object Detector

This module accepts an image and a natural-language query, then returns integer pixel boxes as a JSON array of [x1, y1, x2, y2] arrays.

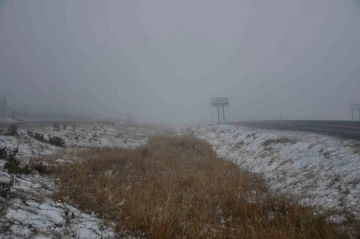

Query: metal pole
[[352, 109, 354, 121], [222, 104, 225, 124], [217, 106, 220, 125]]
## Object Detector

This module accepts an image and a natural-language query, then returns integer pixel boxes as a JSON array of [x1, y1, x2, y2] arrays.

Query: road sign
[[211, 97, 229, 124], [350, 103, 360, 121], [350, 103, 360, 110], [211, 98, 229, 107]]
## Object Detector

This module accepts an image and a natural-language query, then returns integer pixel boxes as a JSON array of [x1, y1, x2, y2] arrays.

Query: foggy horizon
[[1, 0, 360, 124]]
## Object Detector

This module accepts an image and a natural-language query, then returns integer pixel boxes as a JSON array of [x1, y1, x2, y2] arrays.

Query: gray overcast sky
[[1, 0, 360, 124]]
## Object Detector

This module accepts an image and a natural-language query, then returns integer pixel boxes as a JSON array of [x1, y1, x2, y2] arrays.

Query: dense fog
[[1, 0, 360, 124]]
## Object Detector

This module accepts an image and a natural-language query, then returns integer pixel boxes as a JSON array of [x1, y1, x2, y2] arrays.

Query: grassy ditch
[[52, 134, 354, 238]]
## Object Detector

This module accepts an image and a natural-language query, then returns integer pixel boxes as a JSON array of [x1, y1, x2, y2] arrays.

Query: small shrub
[[5, 147, 18, 161], [48, 136, 65, 148], [4, 148, 31, 174], [30, 161, 48, 174], [3, 148, 48, 174], [5, 124, 18, 136], [53, 122, 60, 131], [262, 137, 297, 146], [323, 151, 331, 159], [34, 132, 46, 142], [28, 131, 65, 148], [28, 130, 47, 143], [233, 140, 244, 150], [3, 158, 22, 174], [246, 133, 257, 139], [0, 181, 13, 198], [0, 147, 7, 159]]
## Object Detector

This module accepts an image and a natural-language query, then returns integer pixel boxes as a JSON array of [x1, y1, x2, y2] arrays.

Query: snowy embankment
[[194, 125, 360, 220], [0, 123, 156, 239]]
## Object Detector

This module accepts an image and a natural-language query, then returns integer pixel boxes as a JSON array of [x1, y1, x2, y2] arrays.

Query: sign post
[[350, 103, 360, 121], [211, 98, 229, 124]]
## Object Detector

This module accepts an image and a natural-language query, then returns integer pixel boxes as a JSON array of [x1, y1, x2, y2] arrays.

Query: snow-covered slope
[[0, 169, 116, 239], [0, 123, 156, 158], [194, 125, 360, 219], [0, 123, 157, 239]]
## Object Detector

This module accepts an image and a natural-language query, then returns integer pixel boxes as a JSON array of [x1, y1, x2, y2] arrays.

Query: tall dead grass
[[52, 134, 354, 238]]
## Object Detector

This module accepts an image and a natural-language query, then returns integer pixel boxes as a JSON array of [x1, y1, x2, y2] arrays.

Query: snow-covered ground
[[0, 123, 157, 239], [2, 122, 359, 238], [1, 123, 155, 158], [192, 125, 360, 220]]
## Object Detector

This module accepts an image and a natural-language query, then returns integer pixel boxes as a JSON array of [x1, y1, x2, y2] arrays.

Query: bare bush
[[4, 124, 18, 136], [246, 133, 258, 140], [27, 130, 47, 143], [53, 122, 60, 131], [4, 148, 31, 174], [30, 161, 48, 174], [0, 181, 13, 198], [3, 148, 48, 174], [262, 137, 297, 146], [0, 147, 7, 159], [233, 140, 245, 150], [28, 131, 65, 148], [48, 136, 65, 148]]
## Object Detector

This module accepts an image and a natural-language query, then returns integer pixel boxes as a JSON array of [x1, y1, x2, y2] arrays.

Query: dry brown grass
[[52, 134, 355, 239]]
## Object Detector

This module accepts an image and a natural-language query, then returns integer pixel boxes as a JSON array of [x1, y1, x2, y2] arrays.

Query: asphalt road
[[232, 120, 360, 140]]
